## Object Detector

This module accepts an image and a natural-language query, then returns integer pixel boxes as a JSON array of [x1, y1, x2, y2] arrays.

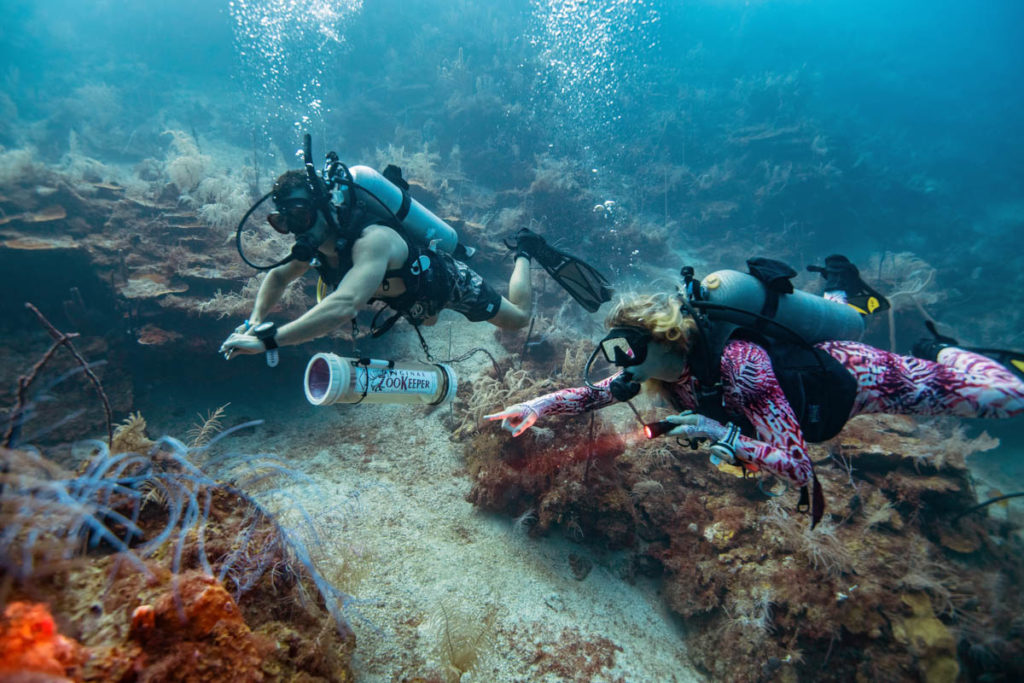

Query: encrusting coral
[[0, 601, 87, 678], [0, 411, 358, 682], [462, 396, 1024, 681]]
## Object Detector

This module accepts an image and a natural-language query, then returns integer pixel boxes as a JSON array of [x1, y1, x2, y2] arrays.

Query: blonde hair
[[604, 293, 698, 356]]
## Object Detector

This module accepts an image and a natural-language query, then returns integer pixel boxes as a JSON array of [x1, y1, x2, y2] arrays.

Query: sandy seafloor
[[137, 313, 702, 682]]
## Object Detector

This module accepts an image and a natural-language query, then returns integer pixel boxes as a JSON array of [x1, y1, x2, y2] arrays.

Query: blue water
[[2, 0, 1024, 679]]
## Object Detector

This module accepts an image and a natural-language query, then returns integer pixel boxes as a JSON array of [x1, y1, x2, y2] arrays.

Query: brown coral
[[123, 572, 272, 681], [466, 404, 1024, 681]]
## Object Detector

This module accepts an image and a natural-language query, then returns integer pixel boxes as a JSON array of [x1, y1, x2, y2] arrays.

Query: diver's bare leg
[[508, 256, 532, 312], [488, 256, 533, 329]]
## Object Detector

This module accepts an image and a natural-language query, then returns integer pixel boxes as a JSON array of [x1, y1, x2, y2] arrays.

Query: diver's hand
[[484, 404, 539, 437], [219, 333, 265, 360], [665, 411, 716, 439], [234, 319, 257, 335]]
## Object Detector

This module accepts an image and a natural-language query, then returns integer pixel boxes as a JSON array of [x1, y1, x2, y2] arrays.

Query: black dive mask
[[599, 326, 652, 367], [267, 199, 317, 235], [268, 199, 330, 263], [583, 326, 653, 392]]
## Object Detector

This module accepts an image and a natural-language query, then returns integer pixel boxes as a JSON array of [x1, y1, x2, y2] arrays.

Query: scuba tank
[[304, 353, 457, 406], [346, 165, 458, 254], [695, 268, 865, 348]]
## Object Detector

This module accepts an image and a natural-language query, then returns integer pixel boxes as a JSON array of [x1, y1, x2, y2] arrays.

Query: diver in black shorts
[[220, 163, 610, 360]]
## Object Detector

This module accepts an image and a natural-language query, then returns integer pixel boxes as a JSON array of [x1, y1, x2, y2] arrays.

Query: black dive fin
[[845, 283, 890, 316], [511, 229, 613, 312], [545, 255, 614, 313], [918, 321, 1024, 379], [808, 254, 890, 315]]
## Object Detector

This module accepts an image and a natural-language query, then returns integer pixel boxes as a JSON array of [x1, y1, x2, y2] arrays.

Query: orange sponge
[[0, 601, 85, 678]]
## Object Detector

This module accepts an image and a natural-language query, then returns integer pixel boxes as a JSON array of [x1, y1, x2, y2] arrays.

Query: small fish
[[987, 489, 1010, 508]]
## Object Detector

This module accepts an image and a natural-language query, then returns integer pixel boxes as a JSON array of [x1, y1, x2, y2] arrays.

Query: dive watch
[[253, 321, 280, 367]]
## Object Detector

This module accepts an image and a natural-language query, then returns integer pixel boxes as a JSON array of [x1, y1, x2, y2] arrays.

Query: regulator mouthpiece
[[304, 353, 457, 406]]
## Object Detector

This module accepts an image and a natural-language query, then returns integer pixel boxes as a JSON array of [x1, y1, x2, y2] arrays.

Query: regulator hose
[[234, 191, 295, 271], [952, 492, 1024, 523]]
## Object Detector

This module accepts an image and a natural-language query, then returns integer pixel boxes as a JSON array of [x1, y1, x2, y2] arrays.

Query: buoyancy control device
[[679, 258, 862, 444]]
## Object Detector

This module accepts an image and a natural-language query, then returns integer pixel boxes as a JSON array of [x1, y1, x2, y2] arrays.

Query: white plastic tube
[[347, 165, 459, 253], [304, 353, 458, 406]]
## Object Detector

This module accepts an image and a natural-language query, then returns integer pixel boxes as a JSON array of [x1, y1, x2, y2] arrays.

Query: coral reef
[[464, 404, 1024, 681], [0, 601, 87, 679], [457, 361, 633, 548], [0, 411, 358, 681], [2, 3, 1022, 681], [0, 142, 309, 358]]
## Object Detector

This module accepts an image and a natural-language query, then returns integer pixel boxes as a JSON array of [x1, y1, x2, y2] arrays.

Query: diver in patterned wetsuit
[[485, 288, 1024, 522]]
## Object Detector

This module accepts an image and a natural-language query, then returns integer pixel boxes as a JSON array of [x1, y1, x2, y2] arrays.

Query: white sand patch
[[266, 397, 698, 682], [152, 314, 702, 680]]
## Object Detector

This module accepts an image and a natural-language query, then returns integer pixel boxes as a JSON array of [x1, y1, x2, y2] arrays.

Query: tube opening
[[306, 356, 331, 402]]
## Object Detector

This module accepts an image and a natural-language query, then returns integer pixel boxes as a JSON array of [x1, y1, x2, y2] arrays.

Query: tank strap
[[381, 164, 413, 221], [746, 257, 797, 326], [761, 289, 781, 320], [396, 190, 411, 221]]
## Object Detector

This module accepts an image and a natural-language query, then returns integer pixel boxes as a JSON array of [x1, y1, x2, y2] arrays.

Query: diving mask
[[583, 326, 652, 391], [268, 199, 317, 235], [599, 326, 652, 367]]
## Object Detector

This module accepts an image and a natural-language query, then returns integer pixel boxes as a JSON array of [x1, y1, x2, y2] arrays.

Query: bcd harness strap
[[382, 164, 412, 221], [746, 256, 797, 321]]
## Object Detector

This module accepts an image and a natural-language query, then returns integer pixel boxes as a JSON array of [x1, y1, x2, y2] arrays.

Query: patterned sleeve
[[714, 341, 815, 487], [521, 374, 618, 417]]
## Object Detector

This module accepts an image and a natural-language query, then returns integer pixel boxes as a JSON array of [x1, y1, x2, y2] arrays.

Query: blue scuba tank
[[698, 269, 865, 344], [345, 165, 459, 253]]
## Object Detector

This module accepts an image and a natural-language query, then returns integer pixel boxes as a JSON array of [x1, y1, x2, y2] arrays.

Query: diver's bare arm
[[249, 260, 309, 324], [273, 234, 391, 347]]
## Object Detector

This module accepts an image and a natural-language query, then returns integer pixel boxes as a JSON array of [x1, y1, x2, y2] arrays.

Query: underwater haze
[[1, 0, 1024, 681]]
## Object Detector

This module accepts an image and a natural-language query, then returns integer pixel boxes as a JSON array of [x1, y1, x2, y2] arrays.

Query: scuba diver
[[485, 256, 1024, 525], [219, 136, 611, 362]]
